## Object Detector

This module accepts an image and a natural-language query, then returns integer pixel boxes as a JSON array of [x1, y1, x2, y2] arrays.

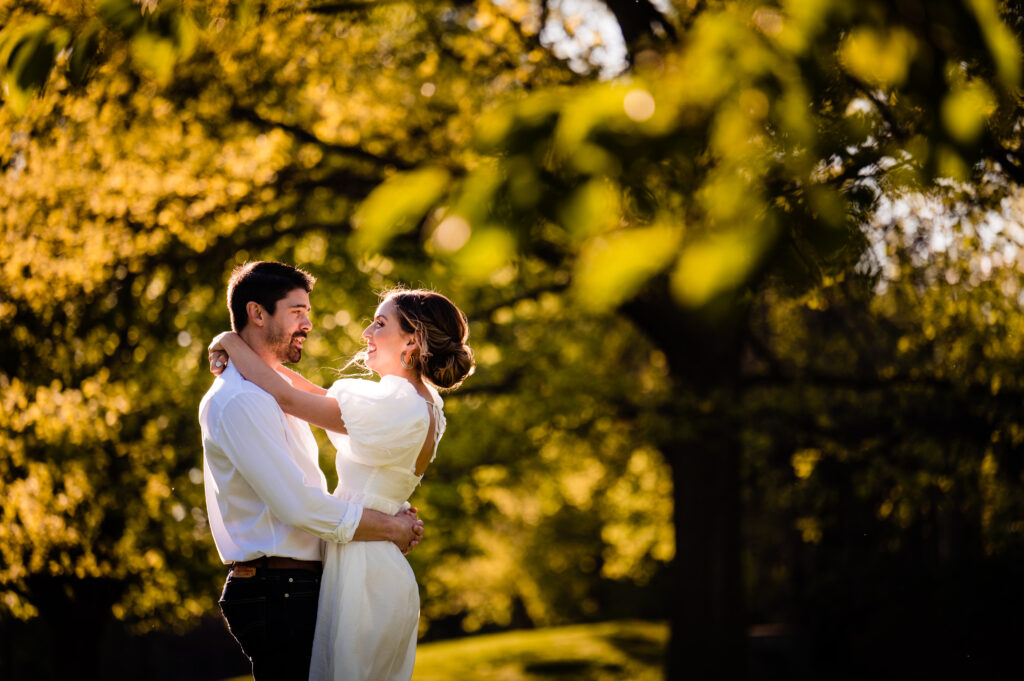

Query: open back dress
[[309, 374, 444, 681]]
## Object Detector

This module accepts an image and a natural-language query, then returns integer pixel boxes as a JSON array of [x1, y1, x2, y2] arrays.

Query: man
[[199, 261, 423, 680]]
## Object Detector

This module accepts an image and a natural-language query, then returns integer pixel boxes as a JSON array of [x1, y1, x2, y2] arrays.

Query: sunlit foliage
[[3, 0, 1024, 678], [0, 0, 671, 672]]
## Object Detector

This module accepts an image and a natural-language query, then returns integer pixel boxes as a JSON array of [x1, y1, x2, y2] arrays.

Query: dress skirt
[[308, 540, 419, 681]]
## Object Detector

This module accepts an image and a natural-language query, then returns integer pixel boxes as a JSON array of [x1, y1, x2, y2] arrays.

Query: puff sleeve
[[325, 376, 430, 466]]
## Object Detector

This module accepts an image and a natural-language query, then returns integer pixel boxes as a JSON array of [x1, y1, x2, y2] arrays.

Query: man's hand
[[392, 507, 425, 555]]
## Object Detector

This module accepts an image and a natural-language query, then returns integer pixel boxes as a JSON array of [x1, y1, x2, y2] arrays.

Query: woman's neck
[[382, 368, 423, 387], [382, 369, 431, 400]]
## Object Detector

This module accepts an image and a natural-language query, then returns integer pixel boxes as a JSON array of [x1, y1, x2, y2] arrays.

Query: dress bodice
[[325, 375, 444, 514]]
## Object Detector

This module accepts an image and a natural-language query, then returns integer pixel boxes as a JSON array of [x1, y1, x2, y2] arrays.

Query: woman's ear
[[246, 301, 265, 327]]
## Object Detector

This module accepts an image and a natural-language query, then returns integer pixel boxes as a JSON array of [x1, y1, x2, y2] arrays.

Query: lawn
[[221, 620, 667, 681]]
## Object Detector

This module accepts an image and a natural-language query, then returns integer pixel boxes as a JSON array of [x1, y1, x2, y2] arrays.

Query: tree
[[3, 0, 1024, 679], [350, 0, 1024, 676]]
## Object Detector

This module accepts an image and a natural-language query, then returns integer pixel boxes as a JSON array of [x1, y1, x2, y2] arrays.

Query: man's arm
[[216, 391, 364, 542], [354, 508, 424, 550], [216, 391, 423, 551]]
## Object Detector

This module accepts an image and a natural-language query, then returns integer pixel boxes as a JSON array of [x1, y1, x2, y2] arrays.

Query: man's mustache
[[292, 332, 307, 339]]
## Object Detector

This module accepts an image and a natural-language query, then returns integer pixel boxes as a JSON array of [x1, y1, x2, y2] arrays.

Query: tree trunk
[[664, 428, 744, 680], [623, 287, 748, 681], [26, 576, 122, 680]]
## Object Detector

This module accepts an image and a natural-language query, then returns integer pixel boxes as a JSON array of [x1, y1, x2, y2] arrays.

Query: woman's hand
[[400, 507, 424, 555], [208, 331, 235, 376], [209, 350, 229, 376]]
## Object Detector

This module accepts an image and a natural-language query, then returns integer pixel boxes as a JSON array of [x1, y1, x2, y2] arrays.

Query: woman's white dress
[[309, 375, 444, 681]]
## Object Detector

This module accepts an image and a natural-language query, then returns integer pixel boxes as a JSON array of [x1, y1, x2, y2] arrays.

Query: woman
[[208, 287, 474, 681]]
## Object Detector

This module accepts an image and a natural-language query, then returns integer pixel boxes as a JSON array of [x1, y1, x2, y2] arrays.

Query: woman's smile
[[361, 299, 414, 376]]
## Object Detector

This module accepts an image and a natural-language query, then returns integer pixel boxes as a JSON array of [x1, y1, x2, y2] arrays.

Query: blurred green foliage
[[0, 0, 669, 676], [3, 0, 1024, 679]]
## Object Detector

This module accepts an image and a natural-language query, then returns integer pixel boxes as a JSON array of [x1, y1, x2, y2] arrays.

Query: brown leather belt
[[230, 556, 322, 575]]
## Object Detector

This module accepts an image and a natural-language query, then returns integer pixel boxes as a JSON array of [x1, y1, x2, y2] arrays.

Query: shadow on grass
[[523, 659, 625, 678], [605, 632, 666, 666]]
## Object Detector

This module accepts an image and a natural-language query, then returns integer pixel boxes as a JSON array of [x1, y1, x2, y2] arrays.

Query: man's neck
[[238, 328, 283, 369]]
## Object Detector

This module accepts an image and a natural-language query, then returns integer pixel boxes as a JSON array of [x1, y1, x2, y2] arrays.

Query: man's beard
[[267, 327, 307, 364]]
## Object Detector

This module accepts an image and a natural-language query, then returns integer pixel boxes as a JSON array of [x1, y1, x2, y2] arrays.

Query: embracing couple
[[198, 261, 474, 681]]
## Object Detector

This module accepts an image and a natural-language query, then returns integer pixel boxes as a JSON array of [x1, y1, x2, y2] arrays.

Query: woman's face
[[361, 298, 414, 376]]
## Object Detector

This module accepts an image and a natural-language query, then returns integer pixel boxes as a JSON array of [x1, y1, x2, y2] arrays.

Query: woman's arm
[[211, 332, 347, 434], [278, 365, 328, 396], [208, 349, 324, 398]]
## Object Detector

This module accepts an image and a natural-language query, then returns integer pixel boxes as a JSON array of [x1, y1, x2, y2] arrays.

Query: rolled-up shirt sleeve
[[214, 391, 362, 543]]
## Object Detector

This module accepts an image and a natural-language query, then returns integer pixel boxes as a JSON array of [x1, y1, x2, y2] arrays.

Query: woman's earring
[[400, 350, 414, 369]]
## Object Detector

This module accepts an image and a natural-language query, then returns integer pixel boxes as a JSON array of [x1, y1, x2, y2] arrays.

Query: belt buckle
[[232, 566, 256, 578]]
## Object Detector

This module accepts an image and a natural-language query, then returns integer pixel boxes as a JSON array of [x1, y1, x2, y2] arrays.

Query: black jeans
[[219, 568, 322, 681]]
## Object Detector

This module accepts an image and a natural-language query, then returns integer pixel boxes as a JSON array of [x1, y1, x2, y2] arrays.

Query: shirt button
[[284, 593, 290, 598], [288, 577, 294, 583]]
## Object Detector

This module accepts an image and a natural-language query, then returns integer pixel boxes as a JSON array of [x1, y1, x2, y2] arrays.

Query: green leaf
[[351, 167, 451, 254], [69, 21, 102, 86], [450, 227, 518, 284], [0, 17, 61, 116], [942, 80, 996, 144], [573, 224, 682, 312], [130, 33, 177, 85], [838, 26, 917, 89], [967, 0, 1022, 91], [98, 0, 147, 34], [474, 93, 561, 155], [0, 17, 51, 70], [671, 221, 775, 307], [14, 38, 55, 94], [558, 179, 622, 243]]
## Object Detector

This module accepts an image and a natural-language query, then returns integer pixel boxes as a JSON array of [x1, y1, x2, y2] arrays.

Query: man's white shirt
[[199, 362, 362, 563]]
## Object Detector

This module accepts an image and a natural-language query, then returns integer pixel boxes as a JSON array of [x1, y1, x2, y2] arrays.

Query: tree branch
[[599, 0, 678, 49], [296, 0, 409, 14], [229, 105, 416, 170], [468, 280, 571, 321], [843, 73, 909, 142]]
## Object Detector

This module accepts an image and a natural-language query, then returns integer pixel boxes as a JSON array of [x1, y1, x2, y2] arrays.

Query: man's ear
[[246, 301, 266, 327]]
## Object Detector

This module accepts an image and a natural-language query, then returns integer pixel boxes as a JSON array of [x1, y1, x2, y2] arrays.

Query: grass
[[220, 620, 667, 681]]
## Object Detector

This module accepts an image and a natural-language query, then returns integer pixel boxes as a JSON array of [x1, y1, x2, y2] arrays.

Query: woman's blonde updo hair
[[384, 287, 475, 390]]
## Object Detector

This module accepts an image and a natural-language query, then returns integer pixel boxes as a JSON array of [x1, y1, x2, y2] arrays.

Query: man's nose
[[300, 315, 313, 331]]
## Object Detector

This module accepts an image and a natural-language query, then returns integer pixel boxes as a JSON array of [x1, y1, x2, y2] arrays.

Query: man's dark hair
[[227, 261, 316, 332]]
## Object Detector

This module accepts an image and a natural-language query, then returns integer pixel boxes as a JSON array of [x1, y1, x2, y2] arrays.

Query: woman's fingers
[[209, 350, 229, 375]]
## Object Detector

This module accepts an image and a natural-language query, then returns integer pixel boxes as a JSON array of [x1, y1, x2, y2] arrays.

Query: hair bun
[[424, 343, 474, 390], [385, 287, 475, 390]]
